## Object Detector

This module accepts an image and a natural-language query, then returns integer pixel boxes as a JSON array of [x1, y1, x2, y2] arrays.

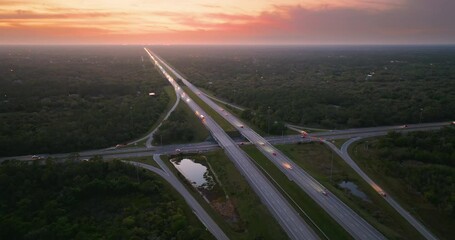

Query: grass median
[[276, 142, 426, 240], [242, 145, 353, 240], [182, 86, 239, 137], [350, 139, 453, 239], [161, 151, 288, 240]]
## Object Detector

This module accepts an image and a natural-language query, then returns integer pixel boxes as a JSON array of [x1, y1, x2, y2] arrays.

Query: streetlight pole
[[419, 108, 423, 124], [130, 106, 133, 127], [267, 106, 271, 135], [330, 149, 334, 183], [330, 140, 334, 183]]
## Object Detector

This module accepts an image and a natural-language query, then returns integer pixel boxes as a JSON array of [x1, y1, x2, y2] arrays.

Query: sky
[[0, 0, 454, 45]]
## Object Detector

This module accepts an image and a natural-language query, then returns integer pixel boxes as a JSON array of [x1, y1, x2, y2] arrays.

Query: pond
[[171, 158, 216, 190], [339, 181, 370, 202]]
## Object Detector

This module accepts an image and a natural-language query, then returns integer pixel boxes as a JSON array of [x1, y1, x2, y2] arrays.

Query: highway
[[276, 122, 449, 144], [144, 48, 319, 240], [322, 138, 438, 240], [1, 123, 449, 163], [125, 155, 229, 240], [150, 50, 387, 239]]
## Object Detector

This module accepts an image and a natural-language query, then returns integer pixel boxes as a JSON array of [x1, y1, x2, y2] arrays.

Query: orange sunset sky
[[1, 0, 454, 45]]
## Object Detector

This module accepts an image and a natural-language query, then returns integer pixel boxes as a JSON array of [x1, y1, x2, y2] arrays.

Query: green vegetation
[[153, 101, 210, 145], [274, 142, 426, 239], [0, 46, 169, 156], [242, 145, 352, 239], [164, 151, 287, 239], [182, 86, 239, 136], [332, 138, 350, 148], [120, 156, 161, 169], [351, 127, 455, 239], [0, 159, 212, 239], [154, 45, 455, 132]]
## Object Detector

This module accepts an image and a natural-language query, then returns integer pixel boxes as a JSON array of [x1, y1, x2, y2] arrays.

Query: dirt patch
[[211, 198, 245, 231]]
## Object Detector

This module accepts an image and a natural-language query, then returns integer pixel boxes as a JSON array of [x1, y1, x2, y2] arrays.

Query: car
[[175, 148, 181, 153], [283, 162, 292, 169], [239, 142, 244, 145], [321, 190, 328, 196], [401, 124, 408, 128], [259, 142, 265, 146], [31, 155, 39, 160], [451, 121, 455, 125], [272, 152, 277, 156], [224, 113, 228, 116], [239, 125, 244, 128], [115, 144, 127, 148], [379, 191, 387, 197]]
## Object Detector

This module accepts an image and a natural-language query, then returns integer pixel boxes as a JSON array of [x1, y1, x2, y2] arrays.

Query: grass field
[[152, 100, 210, 145], [162, 151, 288, 240], [183, 86, 239, 136], [275, 142, 426, 240], [242, 145, 353, 240], [350, 139, 454, 239]]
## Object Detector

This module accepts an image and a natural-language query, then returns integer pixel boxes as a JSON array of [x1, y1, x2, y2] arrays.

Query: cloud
[[0, 9, 114, 19], [0, 0, 454, 44]]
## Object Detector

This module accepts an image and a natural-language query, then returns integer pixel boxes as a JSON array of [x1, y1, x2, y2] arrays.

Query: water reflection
[[171, 158, 216, 190], [339, 181, 370, 202]]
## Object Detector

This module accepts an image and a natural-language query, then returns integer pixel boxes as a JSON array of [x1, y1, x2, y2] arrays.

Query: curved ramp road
[[150, 50, 386, 240], [323, 138, 437, 240], [124, 156, 229, 240], [145, 48, 319, 240]]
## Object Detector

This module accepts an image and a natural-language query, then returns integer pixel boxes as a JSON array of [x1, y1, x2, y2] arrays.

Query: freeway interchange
[[2, 49, 450, 240], [146, 49, 443, 240]]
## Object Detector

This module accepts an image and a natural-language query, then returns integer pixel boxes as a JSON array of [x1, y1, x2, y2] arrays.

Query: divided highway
[[150, 50, 386, 239], [145, 48, 319, 240], [2, 123, 449, 163]]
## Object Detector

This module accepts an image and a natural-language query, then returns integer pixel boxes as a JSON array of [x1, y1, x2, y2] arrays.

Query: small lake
[[339, 181, 370, 202], [171, 158, 215, 190]]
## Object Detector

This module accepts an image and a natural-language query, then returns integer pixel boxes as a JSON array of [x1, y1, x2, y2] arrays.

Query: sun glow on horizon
[[0, 0, 453, 45]]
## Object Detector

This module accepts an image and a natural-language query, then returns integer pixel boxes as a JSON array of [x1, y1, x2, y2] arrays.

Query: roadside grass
[[135, 162, 215, 240], [162, 151, 288, 240], [242, 145, 353, 240], [197, 88, 275, 137], [331, 138, 350, 149], [152, 101, 210, 145], [182, 86, 239, 137], [275, 142, 426, 240], [177, 101, 211, 142], [350, 139, 453, 239], [119, 156, 161, 169], [127, 86, 178, 147]]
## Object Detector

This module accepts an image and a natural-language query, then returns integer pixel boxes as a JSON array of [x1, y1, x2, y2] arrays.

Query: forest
[[0, 46, 169, 156], [376, 127, 455, 217], [154, 45, 455, 133], [0, 159, 210, 239]]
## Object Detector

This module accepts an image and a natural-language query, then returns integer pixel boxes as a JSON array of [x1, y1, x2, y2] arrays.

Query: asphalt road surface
[[145, 48, 319, 240], [150, 50, 387, 239], [322, 138, 438, 240]]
